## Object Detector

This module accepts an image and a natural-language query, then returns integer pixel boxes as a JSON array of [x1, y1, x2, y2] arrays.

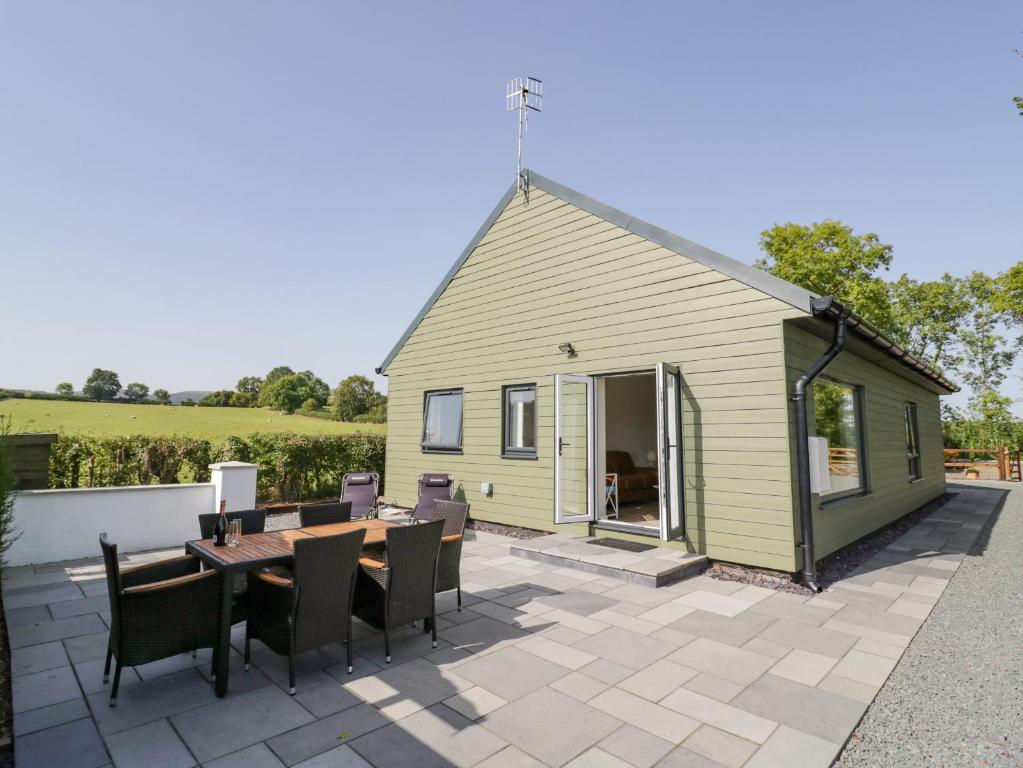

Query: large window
[[421, 389, 463, 452], [813, 379, 866, 499], [503, 384, 537, 458], [905, 402, 922, 480]]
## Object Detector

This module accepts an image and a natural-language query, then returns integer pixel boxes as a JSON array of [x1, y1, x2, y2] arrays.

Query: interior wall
[[604, 374, 657, 468]]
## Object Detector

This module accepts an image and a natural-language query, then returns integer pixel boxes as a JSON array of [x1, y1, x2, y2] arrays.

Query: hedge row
[[49, 432, 386, 502]]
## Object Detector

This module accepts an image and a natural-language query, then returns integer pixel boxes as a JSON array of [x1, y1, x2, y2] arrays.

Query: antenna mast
[[506, 77, 543, 194]]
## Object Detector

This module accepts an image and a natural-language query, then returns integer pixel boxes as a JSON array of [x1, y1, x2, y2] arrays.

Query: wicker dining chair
[[196, 507, 267, 624], [298, 500, 352, 527], [410, 474, 452, 522], [341, 472, 379, 520], [431, 500, 469, 610], [197, 508, 266, 539], [353, 519, 444, 663], [99, 533, 221, 707], [244, 528, 366, 693]]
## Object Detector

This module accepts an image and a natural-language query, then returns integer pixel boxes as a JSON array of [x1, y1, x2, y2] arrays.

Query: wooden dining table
[[185, 518, 399, 696]]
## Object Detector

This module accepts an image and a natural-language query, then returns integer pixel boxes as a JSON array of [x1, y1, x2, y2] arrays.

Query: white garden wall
[[7, 461, 258, 566]]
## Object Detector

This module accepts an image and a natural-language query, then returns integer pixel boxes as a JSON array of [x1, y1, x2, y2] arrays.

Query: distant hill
[[169, 391, 213, 404]]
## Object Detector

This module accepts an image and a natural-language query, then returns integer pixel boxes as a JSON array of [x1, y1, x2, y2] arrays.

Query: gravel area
[[707, 492, 958, 595], [837, 482, 1023, 767]]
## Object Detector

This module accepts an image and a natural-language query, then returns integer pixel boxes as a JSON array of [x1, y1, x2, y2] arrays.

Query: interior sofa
[[605, 450, 658, 503]]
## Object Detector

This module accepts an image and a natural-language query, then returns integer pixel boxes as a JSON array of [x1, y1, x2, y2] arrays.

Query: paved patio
[[4, 484, 1002, 768]]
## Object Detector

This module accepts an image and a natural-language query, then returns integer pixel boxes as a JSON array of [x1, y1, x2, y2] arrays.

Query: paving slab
[[349, 703, 506, 768], [103, 718, 195, 768], [173, 684, 315, 763], [481, 687, 622, 767], [731, 674, 864, 745], [13, 717, 110, 768]]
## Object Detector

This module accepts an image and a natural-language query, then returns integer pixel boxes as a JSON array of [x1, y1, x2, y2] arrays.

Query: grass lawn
[[0, 398, 385, 440]]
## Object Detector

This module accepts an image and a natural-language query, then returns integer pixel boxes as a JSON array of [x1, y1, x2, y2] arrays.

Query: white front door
[[656, 363, 685, 541], [555, 374, 595, 523]]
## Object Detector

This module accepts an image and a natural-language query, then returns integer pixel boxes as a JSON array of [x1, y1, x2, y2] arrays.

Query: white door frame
[[554, 374, 595, 524], [656, 363, 686, 541]]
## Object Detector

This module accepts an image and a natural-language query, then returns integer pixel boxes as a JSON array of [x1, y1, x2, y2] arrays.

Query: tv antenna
[[506, 76, 543, 194]]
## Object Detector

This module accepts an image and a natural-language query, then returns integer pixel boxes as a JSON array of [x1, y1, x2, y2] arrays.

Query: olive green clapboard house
[[377, 171, 956, 579]]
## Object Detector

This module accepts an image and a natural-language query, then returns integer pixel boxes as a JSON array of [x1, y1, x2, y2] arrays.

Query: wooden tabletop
[[186, 518, 397, 570]]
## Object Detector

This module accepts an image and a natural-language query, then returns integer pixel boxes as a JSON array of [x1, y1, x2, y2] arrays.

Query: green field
[[0, 399, 385, 440]]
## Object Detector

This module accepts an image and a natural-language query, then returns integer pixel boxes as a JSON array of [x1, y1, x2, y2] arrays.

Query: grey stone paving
[[837, 482, 1022, 767], [3, 485, 1005, 767]]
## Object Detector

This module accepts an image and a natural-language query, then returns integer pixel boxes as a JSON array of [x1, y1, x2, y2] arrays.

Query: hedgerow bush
[[49, 432, 385, 502]]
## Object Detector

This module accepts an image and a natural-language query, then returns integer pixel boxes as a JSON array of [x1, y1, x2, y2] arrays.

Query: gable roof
[[377, 171, 956, 394]]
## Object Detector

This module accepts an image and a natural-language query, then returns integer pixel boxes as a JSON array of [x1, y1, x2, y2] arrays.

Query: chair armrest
[[359, 556, 387, 569], [120, 555, 200, 589], [122, 568, 217, 595], [252, 570, 293, 588], [441, 533, 462, 543]]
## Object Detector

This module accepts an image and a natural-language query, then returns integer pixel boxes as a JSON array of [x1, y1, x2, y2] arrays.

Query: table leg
[[215, 571, 233, 697]]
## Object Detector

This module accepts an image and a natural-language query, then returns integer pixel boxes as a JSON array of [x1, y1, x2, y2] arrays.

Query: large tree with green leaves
[[888, 273, 973, 371], [152, 388, 171, 404], [756, 220, 895, 332], [331, 375, 384, 421], [82, 369, 121, 401], [55, 382, 74, 397], [236, 376, 263, 400], [124, 382, 149, 402]]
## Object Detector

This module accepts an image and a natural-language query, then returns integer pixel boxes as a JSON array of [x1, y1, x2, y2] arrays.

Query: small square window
[[813, 378, 867, 500], [421, 389, 463, 453], [503, 384, 537, 458], [905, 402, 922, 480]]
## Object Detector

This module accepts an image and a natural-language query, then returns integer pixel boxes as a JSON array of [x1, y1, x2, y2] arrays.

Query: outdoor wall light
[[558, 342, 577, 357]]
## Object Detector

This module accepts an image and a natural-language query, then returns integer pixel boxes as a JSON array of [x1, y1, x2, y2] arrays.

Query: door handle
[[559, 438, 570, 456]]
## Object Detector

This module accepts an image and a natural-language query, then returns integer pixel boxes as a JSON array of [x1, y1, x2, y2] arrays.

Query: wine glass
[[227, 519, 242, 548]]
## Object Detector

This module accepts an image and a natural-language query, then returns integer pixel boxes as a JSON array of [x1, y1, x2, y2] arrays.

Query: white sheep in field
[[129, 415, 137, 419]]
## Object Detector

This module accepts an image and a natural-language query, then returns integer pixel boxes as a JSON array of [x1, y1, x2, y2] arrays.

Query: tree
[[757, 220, 895, 332], [55, 383, 74, 397], [888, 273, 972, 371], [82, 369, 121, 401], [124, 383, 149, 402], [236, 376, 263, 400], [990, 261, 1023, 328], [152, 388, 171, 404], [296, 371, 330, 407], [259, 366, 295, 407], [199, 390, 235, 407], [331, 375, 384, 421], [260, 374, 308, 413], [230, 391, 254, 408], [958, 273, 1017, 397]]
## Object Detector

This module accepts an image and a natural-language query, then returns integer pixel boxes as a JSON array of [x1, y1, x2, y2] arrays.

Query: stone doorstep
[[510, 540, 708, 587]]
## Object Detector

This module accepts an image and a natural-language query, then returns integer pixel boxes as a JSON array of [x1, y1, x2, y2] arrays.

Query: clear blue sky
[[2, 2, 1020, 402]]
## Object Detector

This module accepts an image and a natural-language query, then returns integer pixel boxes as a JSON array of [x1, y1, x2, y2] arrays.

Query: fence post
[[210, 461, 258, 512], [997, 446, 1007, 481]]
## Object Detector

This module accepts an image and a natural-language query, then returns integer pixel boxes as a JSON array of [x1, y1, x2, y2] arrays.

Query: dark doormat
[[590, 538, 657, 553]]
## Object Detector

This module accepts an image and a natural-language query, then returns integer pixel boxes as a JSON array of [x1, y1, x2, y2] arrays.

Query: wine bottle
[[213, 499, 228, 546]]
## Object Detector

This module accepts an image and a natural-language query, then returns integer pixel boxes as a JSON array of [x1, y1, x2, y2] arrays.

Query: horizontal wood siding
[[385, 188, 804, 571], [783, 323, 946, 561]]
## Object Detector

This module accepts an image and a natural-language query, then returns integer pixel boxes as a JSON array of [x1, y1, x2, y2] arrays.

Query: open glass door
[[555, 374, 595, 523], [656, 363, 685, 541]]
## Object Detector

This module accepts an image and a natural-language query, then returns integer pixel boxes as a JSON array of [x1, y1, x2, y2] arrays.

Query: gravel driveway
[[836, 482, 1022, 767]]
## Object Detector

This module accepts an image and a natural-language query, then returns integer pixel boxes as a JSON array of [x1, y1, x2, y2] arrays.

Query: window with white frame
[[813, 379, 866, 499], [421, 389, 463, 452], [502, 384, 537, 457], [905, 402, 922, 480]]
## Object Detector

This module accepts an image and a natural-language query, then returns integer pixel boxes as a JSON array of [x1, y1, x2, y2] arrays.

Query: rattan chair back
[[197, 508, 266, 539], [291, 528, 366, 654], [384, 519, 444, 626], [298, 501, 352, 528]]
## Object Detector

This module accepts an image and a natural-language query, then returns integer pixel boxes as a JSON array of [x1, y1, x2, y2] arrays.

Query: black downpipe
[[793, 296, 848, 592]]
